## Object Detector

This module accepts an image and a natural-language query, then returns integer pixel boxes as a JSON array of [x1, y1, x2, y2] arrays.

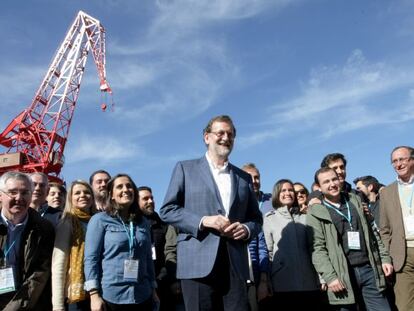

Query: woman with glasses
[[52, 180, 96, 311], [263, 179, 325, 309], [293, 182, 309, 214], [84, 174, 158, 311]]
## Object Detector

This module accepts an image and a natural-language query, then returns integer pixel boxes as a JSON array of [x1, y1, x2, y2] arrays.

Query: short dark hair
[[320, 153, 347, 168], [203, 115, 236, 137], [48, 182, 67, 196], [137, 186, 152, 193], [390, 146, 414, 162], [241, 163, 260, 177], [89, 170, 111, 185], [311, 182, 320, 191], [241, 163, 258, 171], [314, 167, 337, 185], [353, 175, 381, 194], [271, 179, 297, 208]]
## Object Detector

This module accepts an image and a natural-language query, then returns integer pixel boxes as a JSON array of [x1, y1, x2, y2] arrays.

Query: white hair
[[0, 171, 33, 192]]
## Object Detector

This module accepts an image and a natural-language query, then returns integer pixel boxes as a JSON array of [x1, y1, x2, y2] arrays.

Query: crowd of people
[[0, 114, 412, 311]]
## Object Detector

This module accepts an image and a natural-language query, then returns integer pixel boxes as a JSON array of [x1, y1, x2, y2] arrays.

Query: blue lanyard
[[119, 218, 135, 257], [3, 240, 16, 267], [323, 200, 354, 230], [398, 183, 414, 212]]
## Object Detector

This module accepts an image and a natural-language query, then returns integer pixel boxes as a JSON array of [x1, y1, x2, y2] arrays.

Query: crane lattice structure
[[0, 11, 112, 182]]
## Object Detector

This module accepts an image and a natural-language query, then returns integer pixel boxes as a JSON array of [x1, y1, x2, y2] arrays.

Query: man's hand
[[308, 198, 322, 206], [327, 278, 346, 293], [222, 222, 248, 240], [382, 263, 394, 277], [257, 278, 272, 301], [170, 281, 182, 296], [201, 215, 230, 232]]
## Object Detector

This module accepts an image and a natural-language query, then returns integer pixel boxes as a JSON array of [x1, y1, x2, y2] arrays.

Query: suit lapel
[[198, 157, 224, 208], [229, 164, 238, 213]]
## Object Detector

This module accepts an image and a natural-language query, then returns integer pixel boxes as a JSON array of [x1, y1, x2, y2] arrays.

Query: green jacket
[[306, 193, 391, 305]]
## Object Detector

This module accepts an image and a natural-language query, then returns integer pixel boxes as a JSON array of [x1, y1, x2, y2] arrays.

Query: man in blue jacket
[[160, 115, 263, 311]]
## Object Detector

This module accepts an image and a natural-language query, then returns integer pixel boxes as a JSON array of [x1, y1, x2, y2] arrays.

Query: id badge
[[123, 259, 139, 281], [152, 245, 157, 260], [347, 231, 361, 250], [0, 267, 16, 294], [404, 215, 414, 236]]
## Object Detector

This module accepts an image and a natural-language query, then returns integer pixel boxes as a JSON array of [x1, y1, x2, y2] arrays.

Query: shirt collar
[[1, 209, 28, 230], [205, 152, 229, 172], [38, 202, 49, 216], [397, 174, 414, 185]]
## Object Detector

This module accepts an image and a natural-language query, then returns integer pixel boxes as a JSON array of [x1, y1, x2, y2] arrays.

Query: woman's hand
[[90, 293, 106, 311]]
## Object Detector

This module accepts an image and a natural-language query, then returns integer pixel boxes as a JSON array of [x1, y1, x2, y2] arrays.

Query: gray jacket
[[263, 206, 320, 292]]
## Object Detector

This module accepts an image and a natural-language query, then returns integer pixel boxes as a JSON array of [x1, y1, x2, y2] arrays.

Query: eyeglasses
[[0, 189, 31, 198], [295, 189, 307, 195], [209, 131, 235, 139], [391, 157, 412, 166]]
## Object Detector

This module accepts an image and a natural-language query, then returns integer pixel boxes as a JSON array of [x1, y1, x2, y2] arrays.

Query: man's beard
[[95, 191, 107, 202]]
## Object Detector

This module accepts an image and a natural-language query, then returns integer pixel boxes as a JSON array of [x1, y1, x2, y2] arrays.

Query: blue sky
[[1, 1, 413, 208]]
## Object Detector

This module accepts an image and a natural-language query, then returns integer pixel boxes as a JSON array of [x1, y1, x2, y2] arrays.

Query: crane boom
[[0, 11, 112, 182]]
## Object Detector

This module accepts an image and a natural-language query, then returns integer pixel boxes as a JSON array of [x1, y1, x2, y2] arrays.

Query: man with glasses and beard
[[160, 115, 262, 311]]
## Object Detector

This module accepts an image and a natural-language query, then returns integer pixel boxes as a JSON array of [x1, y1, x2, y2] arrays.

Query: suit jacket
[[159, 157, 262, 280], [379, 181, 406, 272], [0, 208, 55, 310]]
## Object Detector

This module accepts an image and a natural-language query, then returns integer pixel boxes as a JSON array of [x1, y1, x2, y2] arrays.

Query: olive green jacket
[[306, 193, 391, 305]]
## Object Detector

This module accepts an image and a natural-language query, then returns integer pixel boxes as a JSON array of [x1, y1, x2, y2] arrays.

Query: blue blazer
[[159, 156, 263, 280]]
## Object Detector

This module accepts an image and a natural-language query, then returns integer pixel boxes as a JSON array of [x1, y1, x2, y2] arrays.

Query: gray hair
[[0, 171, 34, 192], [391, 146, 414, 162], [30, 172, 49, 187]]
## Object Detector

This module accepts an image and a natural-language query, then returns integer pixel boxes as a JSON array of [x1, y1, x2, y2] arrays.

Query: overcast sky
[[1, 0, 413, 207]]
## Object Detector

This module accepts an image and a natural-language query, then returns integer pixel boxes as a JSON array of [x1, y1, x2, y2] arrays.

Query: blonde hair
[[63, 180, 96, 218]]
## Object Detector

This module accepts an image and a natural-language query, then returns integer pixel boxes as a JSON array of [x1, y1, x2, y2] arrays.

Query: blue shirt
[[1, 211, 28, 287], [84, 212, 156, 304]]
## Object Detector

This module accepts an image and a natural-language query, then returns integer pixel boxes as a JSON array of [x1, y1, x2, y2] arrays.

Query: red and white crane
[[0, 11, 113, 182]]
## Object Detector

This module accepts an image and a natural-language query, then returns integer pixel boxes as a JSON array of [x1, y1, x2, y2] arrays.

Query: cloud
[[151, 0, 287, 33], [66, 135, 144, 164], [106, 0, 299, 135], [239, 49, 414, 146], [0, 66, 44, 107]]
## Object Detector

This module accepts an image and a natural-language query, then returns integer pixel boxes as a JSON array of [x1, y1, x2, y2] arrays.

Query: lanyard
[[119, 218, 135, 257], [323, 200, 354, 230], [398, 183, 414, 213], [3, 240, 16, 267]]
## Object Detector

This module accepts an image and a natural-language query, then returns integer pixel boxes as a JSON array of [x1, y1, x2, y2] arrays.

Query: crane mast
[[0, 11, 112, 182]]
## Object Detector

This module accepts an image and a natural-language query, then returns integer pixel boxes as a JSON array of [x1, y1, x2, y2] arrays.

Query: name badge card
[[347, 231, 361, 250], [0, 267, 15, 294], [123, 259, 139, 281], [152, 246, 157, 260], [404, 215, 414, 236]]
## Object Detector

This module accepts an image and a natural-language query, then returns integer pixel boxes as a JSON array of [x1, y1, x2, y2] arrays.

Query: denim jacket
[[84, 212, 156, 304]]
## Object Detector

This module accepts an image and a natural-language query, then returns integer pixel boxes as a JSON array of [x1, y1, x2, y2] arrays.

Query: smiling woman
[[52, 180, 96, 311], [84, 174, 158, 311], [263, 179, 327, 309]]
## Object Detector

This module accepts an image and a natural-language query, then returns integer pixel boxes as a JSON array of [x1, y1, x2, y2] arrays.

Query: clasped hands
[[202, 215, 248, 240]]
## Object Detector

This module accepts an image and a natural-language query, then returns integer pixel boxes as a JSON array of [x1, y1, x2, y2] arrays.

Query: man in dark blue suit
[[160, 115, 263, 311]]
